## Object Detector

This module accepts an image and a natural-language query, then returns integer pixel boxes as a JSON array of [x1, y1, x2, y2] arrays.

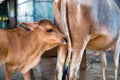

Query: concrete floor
[[0, 65, 23, 80], [0, 50, 120, 80]]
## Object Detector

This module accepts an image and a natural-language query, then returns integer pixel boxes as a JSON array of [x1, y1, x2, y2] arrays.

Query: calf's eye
[[46, 29, 53, 33]]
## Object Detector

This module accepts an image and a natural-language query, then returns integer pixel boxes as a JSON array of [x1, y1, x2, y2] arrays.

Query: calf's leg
[[5, 64, 13, 80], [23, 71, 31, 80]]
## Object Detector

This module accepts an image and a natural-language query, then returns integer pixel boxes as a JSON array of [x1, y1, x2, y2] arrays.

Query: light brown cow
[[0, 19, 65, 80], [54, 0, 120, 80]]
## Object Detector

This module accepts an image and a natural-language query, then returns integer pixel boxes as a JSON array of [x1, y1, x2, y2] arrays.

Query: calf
[[0, 19, 65, 80], [54, 0, 120, 80]]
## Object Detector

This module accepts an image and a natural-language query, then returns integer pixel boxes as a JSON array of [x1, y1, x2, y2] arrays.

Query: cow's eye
[[46, 29, 53, 33]]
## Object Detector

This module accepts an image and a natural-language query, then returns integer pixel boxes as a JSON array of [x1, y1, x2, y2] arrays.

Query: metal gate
[[17, 0, 54, 22]]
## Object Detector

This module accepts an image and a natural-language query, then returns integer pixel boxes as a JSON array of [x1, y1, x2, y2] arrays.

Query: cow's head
[[21, 19, 66, 49]]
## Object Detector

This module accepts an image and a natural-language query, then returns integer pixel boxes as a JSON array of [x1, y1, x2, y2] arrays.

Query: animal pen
[[0, 0, 120, 80]]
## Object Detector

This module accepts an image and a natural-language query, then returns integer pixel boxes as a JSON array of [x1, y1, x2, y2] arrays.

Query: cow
[[54, 0, 120, 80], [0, 19, 65, 80]]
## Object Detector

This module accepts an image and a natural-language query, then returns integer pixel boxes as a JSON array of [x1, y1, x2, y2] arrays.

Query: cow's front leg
[[100, 51, 107, 80], [23, 70, 31, 80], [55, 43, 68, 80], [5, 63, 13, 80], [69, 37, 90, 80], [114, 38, 120, 80]]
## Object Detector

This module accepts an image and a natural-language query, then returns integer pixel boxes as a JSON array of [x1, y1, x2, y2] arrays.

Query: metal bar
[[18, 0, 53, 5], [14, 0, 17, 27], [34, 1, 53, 2], [18, 0, 32, 5]]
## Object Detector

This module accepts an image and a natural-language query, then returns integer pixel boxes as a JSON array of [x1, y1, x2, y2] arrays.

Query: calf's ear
[[37, 25, 46, 31], [20, 22, 39, 30]]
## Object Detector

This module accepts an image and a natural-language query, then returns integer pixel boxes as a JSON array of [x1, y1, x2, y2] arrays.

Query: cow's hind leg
[[69, 37, 90, 80], [55, 43, 68, 80], [100, 51, 107, 80], [114, 39, 120, 80]]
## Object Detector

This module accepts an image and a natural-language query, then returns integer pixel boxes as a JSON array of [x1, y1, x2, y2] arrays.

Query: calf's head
[[21, 19, 65, 49]]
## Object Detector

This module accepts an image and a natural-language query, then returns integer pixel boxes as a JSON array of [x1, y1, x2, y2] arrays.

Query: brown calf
[[54, 0, 120, 80], [0, 19, 65, 80]]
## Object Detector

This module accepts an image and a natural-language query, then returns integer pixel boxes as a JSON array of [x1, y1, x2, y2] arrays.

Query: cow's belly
[[87, 34, 117, 50]]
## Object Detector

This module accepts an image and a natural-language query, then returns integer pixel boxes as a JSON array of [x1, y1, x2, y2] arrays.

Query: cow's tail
[[61, 0, 72, 80]]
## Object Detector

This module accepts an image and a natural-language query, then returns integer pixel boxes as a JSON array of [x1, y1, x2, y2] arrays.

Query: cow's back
[[0, 29, 8, 62], [67, 0, 120, 50], [90, 0, 120, 34], [85, 0, 120, 49]]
